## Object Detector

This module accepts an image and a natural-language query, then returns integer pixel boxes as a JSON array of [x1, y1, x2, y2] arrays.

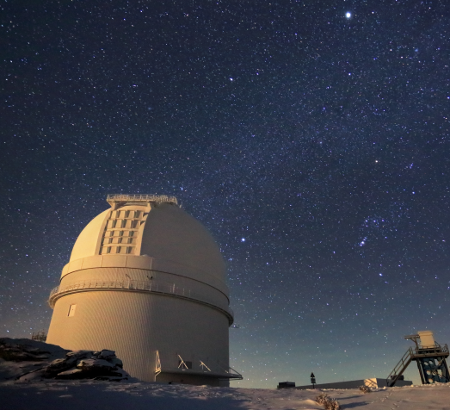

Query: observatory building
[[46, 194, 241, 385]]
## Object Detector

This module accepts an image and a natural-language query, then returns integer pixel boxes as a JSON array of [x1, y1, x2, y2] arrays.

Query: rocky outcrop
[[0, 338, 131, 382], [21, 349, 130, 381]]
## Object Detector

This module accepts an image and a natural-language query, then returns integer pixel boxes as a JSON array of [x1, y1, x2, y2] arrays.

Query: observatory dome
[[46, 194, 239, 386], [68, 198, 226, 284]]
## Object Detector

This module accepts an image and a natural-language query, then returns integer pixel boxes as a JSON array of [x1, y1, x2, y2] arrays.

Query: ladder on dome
[[387, 333, 450, 387]]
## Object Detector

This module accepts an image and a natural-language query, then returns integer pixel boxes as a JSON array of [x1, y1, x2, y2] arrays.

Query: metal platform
[[106, 194, 178, 207], [387, 332, 449, 387]]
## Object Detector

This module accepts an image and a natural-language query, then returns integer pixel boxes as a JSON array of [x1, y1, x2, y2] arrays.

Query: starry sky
[[1, 0, 450, 389]]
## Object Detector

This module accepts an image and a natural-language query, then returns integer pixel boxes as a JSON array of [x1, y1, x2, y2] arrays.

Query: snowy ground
[[1, 339, 449, 409], [2, 380, 450, 410]]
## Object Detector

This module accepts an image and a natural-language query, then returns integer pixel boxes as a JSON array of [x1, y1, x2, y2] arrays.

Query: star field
[[1, 0, 450, 388]]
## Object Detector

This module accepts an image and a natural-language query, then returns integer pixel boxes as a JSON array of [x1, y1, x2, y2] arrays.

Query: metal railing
[[386, 347, 413, 386], [48, 279, 233, 324], [107, 194, 178, 205], [386, 343, 450, 387]]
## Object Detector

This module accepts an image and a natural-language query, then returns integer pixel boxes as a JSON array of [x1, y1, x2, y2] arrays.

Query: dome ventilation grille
[[100, 208, 147, 255]]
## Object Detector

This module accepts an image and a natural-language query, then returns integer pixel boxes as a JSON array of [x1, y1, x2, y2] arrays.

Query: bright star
[[345, 12, 352, 19]]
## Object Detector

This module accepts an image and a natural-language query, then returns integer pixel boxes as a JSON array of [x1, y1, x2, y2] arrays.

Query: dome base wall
[[47, 290, 230, 383]]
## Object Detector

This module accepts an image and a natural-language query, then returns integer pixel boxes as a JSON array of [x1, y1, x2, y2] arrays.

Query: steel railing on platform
[[386, 343, 450, 386], [106, 194, 178, 205], [386, 347, 413, 387]]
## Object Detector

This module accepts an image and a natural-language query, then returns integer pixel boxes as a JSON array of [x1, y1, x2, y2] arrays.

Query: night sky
[[1, 0, 450, 389]]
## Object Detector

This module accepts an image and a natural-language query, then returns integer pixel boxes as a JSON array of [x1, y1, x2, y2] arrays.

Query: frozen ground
[[1, 339, 449, 409], [2, 380, 450, 410]]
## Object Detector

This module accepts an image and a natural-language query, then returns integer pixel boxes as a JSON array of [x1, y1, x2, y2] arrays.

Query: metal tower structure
[[387, 331, 449, 387]]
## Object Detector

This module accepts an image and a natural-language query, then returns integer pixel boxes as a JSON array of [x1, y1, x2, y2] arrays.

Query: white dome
[[68, 196, 226, 284], [48, 195, 237, 386], [140, 203, 226, 282]]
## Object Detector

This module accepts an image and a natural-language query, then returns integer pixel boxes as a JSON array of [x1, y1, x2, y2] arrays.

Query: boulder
[[0, 339, 132, 382]]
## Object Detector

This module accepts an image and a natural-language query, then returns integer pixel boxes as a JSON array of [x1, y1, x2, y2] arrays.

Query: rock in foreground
[[0, 338, 131, 382]]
